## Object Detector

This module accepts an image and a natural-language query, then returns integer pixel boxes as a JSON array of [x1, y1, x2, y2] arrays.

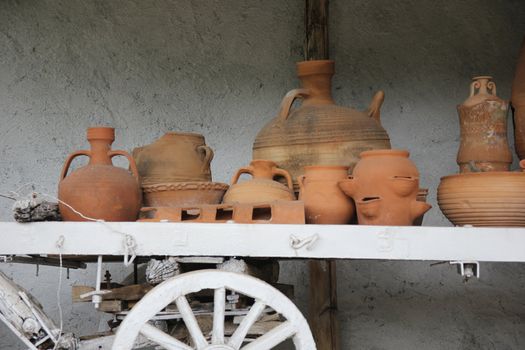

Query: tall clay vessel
[[253, 60, 391, 190], [512, 37, 525, 159], [58, 127, 142, 221], [457, 76, 511, 172]]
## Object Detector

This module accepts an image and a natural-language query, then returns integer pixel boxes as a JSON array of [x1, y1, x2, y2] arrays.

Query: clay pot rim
[[296, 60, 335, 77], [162, 132, 206, 139], [359, 149, 409, 158], [472, 75, 493, 81], [303, 165, 350, 171], [440, 171, 525, 181], [87, 126, 115, 141]]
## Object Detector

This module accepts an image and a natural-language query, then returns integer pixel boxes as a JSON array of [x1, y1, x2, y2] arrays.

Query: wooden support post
[[304, 1, 340, 349]]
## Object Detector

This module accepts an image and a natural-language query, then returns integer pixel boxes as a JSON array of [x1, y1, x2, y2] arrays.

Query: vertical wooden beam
[[305, 1, 340, 349]]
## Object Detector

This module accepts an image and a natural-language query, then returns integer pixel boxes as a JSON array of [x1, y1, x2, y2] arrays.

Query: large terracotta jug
[[253, 60, 391, 191], [133, 132, 214, 185], [512, 37, 525, 159], [58, 127, 142, 221], [223, 160, 295, 204], [457, 76, 511, 172]]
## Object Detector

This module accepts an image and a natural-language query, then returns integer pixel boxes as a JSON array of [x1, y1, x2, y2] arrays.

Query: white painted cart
[[1, 222, 525, 350]]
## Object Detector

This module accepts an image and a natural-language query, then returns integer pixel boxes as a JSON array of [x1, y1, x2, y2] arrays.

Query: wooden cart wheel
[[112, 269, 316, 350]]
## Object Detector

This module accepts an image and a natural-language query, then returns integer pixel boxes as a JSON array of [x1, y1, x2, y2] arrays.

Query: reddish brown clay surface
[[512, 37, 525, 159], [58, 127, 142, 221], [457, 76, 511, 172], [139, 200, 305, 224], [414, 188, 429, 226], [253, 60, 391, 191], [438, 161, 525, 227], [223, 160, 295, 204], [338, 149, 431, 226], [133, 132, 214, 184], [142, 182, 228, 207], [298, 165, 355, 224]]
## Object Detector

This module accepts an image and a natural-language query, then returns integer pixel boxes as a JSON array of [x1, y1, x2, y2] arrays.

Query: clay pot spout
[[410, 200, 432, 222], [338, 178, 356, 197]]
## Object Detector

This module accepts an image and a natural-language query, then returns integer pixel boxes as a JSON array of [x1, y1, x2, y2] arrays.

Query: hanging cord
[[52, 236, 65, 350]]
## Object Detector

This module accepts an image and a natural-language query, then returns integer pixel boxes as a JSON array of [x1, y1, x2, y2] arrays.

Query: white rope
[[289, 233, 319, 250], [52, 236, 65, 350]]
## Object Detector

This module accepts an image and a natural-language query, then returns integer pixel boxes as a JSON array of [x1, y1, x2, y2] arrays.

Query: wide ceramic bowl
[[142, 182, 229, 207], [437, 171, 525, 227]]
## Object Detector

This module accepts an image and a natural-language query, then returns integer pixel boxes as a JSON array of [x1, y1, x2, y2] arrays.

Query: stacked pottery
[[253, 60, 391, 192], [133, 132, 228, 207], [223, 160, 295, 204], [512, 37, 525, 159], [338, 150, 431, 226], [298, 166, 355, 224], [58, 127, 142, 221]]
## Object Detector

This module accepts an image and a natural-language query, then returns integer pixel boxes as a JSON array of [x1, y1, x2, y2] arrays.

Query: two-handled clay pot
[[298, 166, 355, 224], [223, 160, 295, 204], [133, 132, 214, 184], [338, 150, 431, 226], [58, 127, 142, 221]]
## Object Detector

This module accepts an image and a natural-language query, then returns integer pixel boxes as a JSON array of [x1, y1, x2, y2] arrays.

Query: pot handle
[[278, 89, 310, 121], [197, 145, 214, 174], [231, 166, 254, 185], [60, 150, 91, 180], [109, 150, 140, 180], [272, 167, 293, 190], [367, 90, 385, 124]]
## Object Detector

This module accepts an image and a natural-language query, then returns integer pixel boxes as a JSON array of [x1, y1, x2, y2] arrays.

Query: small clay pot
[[133, 132, 214, 184], [58, 127, 142, 221], [512, 37, 525, 159], [142, 182, 229, 207], [457, 76, 511, 172], [338, 150, 431, 226], [298, 166, 355, 224], [223, 160, 295, 204]]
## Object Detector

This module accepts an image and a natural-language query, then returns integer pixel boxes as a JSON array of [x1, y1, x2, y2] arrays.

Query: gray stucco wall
[[1, 0, 524, 349]]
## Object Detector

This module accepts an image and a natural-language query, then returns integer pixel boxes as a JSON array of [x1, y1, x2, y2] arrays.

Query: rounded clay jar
[[298, 166, 355, 224], [58, 127, 142, 221]]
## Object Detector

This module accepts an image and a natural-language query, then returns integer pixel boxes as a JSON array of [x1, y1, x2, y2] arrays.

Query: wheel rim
[[112, 269, 316, 350]]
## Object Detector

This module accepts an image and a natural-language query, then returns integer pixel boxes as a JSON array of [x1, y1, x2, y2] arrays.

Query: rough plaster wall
[[0, 0, 524, 349]]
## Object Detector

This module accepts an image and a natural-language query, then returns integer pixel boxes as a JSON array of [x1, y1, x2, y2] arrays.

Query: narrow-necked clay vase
[[58, 127, 142, 221], [456, 76, 511, 172], [222, 160, 295, 204], [253, 60, 391, 191], [132, 132, 214, 184], [338, 150, 431, 226], [298, 166, 355, 224], [512, 37, 525, 159]]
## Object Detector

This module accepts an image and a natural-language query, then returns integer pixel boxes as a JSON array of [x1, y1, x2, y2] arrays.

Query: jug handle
[[231, 166, 254, 185], [272, 167, 293, 190], [367, 90, 385, 124], [197, 145, 214, 174], [109, 150, 140, 180], [60, 150, 91, 180], [278, 89, 310, 121]]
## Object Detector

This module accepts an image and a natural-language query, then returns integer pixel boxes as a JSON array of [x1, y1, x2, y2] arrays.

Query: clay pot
[[223, 160, 295, 204], [298, 166, 355, 224], [414, 188, 429, 226], [437, 161, 525, 227], [338, 150, 431, 226], [58, 127, 142, 221], [512, 37, 525, 159], [457, 76, 512, 172], [253, 60, 391, 191], [133, 132, 214, 184], [142, 182, 229, 207]]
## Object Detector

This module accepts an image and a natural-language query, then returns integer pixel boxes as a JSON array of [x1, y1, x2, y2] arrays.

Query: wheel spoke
[[241, 321, 296, 350], [227, 300, 266, 349], [212, 287, 226, 344], [139, 323, 193, 350], [175, 295, 208, 349]]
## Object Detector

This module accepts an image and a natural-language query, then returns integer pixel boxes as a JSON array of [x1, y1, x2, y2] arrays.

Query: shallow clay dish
[[142, 182, 229, 207], [437, 171, 525, 227]]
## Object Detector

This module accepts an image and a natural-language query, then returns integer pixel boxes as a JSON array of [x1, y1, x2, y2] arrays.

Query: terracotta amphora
[[253, 60, 391, 191], [223, 160, 295, 204], [132, 132, 214, 184], [298, 166, 355, 224], [456, 76, 512, 172], [338, 150, 431, 226], [58, 127, 142, 221], [512, 37, 525, 159]]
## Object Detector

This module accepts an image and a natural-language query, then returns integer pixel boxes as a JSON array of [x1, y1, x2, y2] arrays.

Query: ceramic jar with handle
[[58, 127, 142, 221], [298, 166, 355, 224], [223, 160, 295, 204]]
